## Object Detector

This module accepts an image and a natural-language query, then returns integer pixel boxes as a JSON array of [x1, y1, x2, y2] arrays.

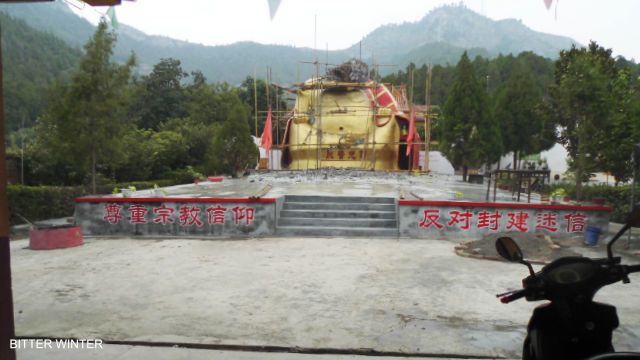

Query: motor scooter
[[495, 205, 640, 360]]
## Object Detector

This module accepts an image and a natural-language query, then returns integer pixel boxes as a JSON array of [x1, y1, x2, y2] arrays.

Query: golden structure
[[282, 77, 423, 171]]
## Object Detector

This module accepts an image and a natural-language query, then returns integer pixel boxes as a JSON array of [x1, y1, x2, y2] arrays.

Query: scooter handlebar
[[499, 289, 527, 304], [626, 264, 640, 274]]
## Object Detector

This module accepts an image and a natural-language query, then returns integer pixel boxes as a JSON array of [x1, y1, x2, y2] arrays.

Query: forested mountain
[[0, 1, 579, 85], [1, 1, 638, 192], [0, 11, 81, 133], [349, 5, 577, 64]]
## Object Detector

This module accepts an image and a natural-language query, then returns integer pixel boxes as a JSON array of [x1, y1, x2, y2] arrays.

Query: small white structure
[[421, 151, 455, 175], [252, 136, 282, 170]]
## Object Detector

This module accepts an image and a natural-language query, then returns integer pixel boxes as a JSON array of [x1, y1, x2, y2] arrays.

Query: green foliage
[[0, 11, 81, 135], [544, 183, 639, 223], [7, 180, 177, 225], [238, 76, 287, 136], [28, 44, 259, 186], [548, 42, 634, 198], [159, 118, 219, 168], [149, 130, 188, 177], [8, 2, 639, 190], [205, 102, 258, 176], [133, 58, 188, 130], [493, 62, 552, 166], [162, 166, 204, 184], [381, 52, 557, 156], [7, 185, 84, 225], [440, 52, 501, 180], [595, 69, 640, 183], [38, 20, 136, 191], [112, 129, 155, 181]]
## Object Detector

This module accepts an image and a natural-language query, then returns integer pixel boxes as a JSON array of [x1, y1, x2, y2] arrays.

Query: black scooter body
[[524, 301, 619, 360], [496, 207, 640, 359]]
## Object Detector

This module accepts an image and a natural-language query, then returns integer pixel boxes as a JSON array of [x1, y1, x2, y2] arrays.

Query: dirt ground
[[457, 230, 640, 264]]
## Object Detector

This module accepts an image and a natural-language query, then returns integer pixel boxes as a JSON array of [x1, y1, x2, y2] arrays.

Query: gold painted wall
[[285, 80, 401, 171]]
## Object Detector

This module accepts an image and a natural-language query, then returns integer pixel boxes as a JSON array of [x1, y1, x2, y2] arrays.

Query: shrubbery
[[544, 183, 639, 223], [7, 180, 178, 225]]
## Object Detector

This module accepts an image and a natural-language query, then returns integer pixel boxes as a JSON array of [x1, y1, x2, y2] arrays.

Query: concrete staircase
[[276, 195, 398, 237]]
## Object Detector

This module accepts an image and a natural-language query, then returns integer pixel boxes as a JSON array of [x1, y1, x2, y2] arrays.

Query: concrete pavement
[[17, 343, 492, 360], [9, 236, 640, 359]]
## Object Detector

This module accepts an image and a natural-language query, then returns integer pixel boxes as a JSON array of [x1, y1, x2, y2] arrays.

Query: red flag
[[412, 130, 421, 169], [261, 106, 273, 155], [406, 107, 416, 156]]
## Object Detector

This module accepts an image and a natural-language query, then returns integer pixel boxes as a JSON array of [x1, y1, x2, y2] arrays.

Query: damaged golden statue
[[281, 59, 426, 171]]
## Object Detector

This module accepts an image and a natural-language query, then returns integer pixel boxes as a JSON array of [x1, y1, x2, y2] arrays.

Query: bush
[[161, 166, 204, 184], [7, 185, 86, 225], [204, 103, 257, 176], [543, 182, 639, 223], [7, 179, 181, 225]]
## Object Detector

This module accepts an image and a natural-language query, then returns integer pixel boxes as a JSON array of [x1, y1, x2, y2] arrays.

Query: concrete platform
[[75, 170, 612, 239], [10, 237, 640, 359], [105, 171, 516, 202]]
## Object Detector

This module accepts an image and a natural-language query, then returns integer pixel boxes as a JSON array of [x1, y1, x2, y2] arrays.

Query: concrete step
[[284, 195, 395, 204], [278, 217, 397, 228], [279, 209, 396, 219], [283, 202, 396, 212], [277, 195, 399, 237], [276, 226, 399, 238]]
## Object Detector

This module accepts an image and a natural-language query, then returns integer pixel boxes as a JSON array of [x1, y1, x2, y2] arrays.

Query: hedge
[[7, 180, 178, 225], [544, 183, 640, 223]]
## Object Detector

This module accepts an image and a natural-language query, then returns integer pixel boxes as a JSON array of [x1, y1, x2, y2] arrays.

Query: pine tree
[[39, 20, 135, 191], [441, 52, 499, 181], [205, 100, 258, 176], [494, 63, 548, 168]]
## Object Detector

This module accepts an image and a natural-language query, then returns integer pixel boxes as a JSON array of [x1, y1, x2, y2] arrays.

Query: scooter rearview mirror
[[495, 237, 523, 262], [495, 237, 536, 275]]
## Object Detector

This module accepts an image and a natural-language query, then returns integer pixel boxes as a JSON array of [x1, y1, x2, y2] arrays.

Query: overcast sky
[[69, 0, 639, 61]]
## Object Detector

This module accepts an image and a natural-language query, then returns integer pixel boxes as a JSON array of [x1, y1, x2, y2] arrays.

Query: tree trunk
[[575, 166, 583, 202], [575, 116, 587, 202], [462, 164, 468, 182], [513, 151, 517, 170], [91, 145, 96, 194], [575, 142, 585, 201]]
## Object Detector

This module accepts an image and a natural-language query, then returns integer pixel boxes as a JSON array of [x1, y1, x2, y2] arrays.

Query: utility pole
[[254, 67, 258, 138], [265, 66, 271, 167], [409, 67, 414, 170], [20, 114, 24, 184], [275, 73, 279, 148], [424, 64, 432, 173]]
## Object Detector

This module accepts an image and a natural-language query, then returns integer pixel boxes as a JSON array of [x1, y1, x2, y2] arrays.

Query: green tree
[[205, 103, 258, 176], [134, 58, 188, 130], [159, 118, 218, 169], [494, 63, 552, 168], [1, 12, 81, 134], [38, 20, 135, 191], [113, 129, 155, 181], [595, 69, 639, 183], [441, 52, 500, 181], [238, 76, 286, 136], [550, 42, 617, 199], [149, 130, 188, 178]]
